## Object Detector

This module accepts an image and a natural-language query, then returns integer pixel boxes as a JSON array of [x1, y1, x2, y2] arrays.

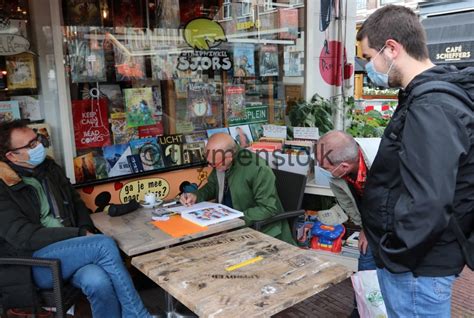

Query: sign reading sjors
[[120, 177, 170, 203], [177, 18, 232, 72], [228, 105, 268, 126]]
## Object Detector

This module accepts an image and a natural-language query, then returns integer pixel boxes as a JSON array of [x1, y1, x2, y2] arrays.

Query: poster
[[6, 53, 37, 90], [72, 99, 111, 149]]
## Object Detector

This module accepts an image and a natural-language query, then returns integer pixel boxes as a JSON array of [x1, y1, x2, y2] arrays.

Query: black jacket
[[0, 158, 94, 307], [362, 65, 474, 276]]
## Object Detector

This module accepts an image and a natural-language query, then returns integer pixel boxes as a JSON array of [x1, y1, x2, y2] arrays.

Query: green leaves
[[288, 94, 338, 134]]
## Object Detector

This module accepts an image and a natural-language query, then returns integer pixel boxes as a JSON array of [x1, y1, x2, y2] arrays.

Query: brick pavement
[[274, 267, 474, 318]]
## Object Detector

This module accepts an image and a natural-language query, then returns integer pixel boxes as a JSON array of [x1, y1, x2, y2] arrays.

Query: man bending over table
[[180, 133, 294, 244]]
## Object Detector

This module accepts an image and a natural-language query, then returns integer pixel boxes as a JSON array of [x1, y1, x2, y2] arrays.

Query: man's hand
[[179, 193, 197, 207], [358, 229, 368, 254]]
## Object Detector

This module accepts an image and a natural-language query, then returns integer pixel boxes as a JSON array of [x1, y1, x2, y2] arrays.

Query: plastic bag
[[351, 270, 387, 318]]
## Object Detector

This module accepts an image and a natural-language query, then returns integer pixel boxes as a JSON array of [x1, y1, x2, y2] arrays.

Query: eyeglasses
[[9, 134, 43, 152]]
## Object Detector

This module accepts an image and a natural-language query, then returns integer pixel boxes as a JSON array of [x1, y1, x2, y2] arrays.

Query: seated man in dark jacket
[[0, 120, 153, 317]]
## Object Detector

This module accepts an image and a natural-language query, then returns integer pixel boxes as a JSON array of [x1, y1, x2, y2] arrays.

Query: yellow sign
[[183, 18, 226, 50], [236, 20, 261, 31], [119, 177, 170, 203]]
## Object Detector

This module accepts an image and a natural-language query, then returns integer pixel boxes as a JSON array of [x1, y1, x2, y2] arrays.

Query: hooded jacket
[[362, 65, 474, 276], [0, 158, 94, 307]]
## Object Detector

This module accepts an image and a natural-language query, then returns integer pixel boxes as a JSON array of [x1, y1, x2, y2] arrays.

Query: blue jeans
[[32, 235, 151, 318], [377, 268, 456, 318], [358, 244, 376, 271]]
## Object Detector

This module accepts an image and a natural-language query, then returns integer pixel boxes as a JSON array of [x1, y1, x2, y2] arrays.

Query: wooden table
[[91, 208, 245, 256], [132, 228, 351, 317]]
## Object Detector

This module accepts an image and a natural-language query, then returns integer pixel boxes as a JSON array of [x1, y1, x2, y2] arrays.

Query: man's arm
[[379, 100, 469, 271], [242, 166, 281, 225], [329, 179, 362, 226]]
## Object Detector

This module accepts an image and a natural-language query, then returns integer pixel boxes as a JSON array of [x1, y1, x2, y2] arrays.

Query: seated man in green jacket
[[180, 133, 294, 244]]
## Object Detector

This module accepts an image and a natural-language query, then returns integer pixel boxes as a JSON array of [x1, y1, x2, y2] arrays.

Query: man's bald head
[[206, 133, 237, 171], [317, 130, 358, 166]]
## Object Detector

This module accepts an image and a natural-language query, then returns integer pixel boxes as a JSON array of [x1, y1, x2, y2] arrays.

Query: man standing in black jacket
[[0, 120, 154, 317], [357, 5, 473, 318]]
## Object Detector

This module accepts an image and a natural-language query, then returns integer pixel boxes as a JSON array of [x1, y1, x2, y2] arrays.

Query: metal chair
[[253, 169, 307, 241], [0, 257, 81, 318]]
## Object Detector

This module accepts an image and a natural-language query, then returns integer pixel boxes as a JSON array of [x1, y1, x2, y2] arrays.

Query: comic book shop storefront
[[0, 0, 309, 209]]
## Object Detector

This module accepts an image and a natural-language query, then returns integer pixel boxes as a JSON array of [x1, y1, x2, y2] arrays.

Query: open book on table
[[166, 202, 244, 227]]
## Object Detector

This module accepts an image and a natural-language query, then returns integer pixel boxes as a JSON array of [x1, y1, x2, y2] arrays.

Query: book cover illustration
[[176, 202, 244, 227], [0, 101, 21, 123], [138, 122, 164, 138], [28, 123, 55, 158], [129, 137, 165, 171], [123, 88, 156, 128], [113, 46, 146, 81], [72, 99, 111, 149], [68, 39, 106, 83], [93, 151, 108, 180], [206, 127, 229, 138], [233, 44, 255, 77], [126, 154, 145, 173], [103, 143, 131, 177], [259, 45, 279, 77], [152, 86, 163, 116], [158, 134, 184, 167], [224, 85, 246, 125], [151, 53, 178, 80], [110, 112, 138, 144], [187, 82, 212, 119], [113, 0, 143, 28], [229, 125, 253, 148], [184, 131, 208, 144], [182, 142, 205, 164], [174, 79, 189, 99], [6, 53, 37, 90], [64, 0, 101, 26], [278, 8, 298, 40], [99, 84, 124, 113], [73, 152, 97, 183], [11, 96, 43, 121], [249, 123, 264, 141]]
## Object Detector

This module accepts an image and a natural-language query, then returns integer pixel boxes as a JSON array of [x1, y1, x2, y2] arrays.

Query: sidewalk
[[274, 267, 474, 318]]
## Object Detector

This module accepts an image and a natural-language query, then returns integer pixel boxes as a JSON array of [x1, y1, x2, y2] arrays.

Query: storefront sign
[[120, 177, 170, 203], [0, 34, 30, 56], [177, 18, 232, 72], [431, 43, 472, 63], [236, 20, 261, 31], [228, 105, 268, 126]]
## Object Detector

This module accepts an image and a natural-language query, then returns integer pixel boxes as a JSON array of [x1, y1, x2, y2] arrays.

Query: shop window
[[55, 0, 305, 185]]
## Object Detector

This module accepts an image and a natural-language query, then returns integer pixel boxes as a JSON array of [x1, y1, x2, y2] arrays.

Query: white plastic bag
[[351, 270, 387, 318]]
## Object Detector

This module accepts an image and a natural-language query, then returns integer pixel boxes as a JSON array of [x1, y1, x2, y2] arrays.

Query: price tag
[[263, 124, 287, 138]]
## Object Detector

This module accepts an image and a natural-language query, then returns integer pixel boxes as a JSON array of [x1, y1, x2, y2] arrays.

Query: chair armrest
[[253, 209, 305, 231]]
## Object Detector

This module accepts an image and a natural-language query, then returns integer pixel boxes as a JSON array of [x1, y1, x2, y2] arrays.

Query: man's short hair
[[356, 5, 429, 61], [0, 120, 29, 161], [318, 131, 359, 165]]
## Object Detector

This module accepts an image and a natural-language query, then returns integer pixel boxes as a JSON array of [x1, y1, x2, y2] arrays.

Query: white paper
[[262, 124, 287, 138], [293, 126, 319, 140], [166, 202, 244, 227]]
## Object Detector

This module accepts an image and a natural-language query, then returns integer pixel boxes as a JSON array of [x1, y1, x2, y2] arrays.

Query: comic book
[[123, 88, 156, 127], [99, 84, 124, 113], [72, 99, 111, 149], [169, 202, 244, 227], [0, 101, 21, 123], [158, 134, 184, 167], [259, 45, 279, 77], [110, 112, 139, 144], [11, 96, 43, 121], [224, 85, 246, 125], [73, 152, 97, 183], [129, 137, 165, 171], [187, 82, 212, 118], [6, 53, 37, 89], [103, 144, 132, 177], [233, 44, 255, 77], [182, 141, 205, 164], [68, 39, 106, 83]]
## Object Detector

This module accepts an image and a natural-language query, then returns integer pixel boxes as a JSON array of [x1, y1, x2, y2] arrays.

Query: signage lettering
[[0, 34, 30, 56], [236, 20, 261, 31], [434, 44, 472, 62]]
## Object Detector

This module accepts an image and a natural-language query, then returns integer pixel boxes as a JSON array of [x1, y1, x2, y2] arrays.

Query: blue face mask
[[27, 143, 47, 166], [365, 46, 394, 88]]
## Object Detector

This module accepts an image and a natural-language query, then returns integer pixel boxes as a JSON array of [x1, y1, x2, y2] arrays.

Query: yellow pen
[[225, 256, 264, 272]]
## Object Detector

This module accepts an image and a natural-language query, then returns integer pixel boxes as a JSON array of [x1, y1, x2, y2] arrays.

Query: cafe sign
[[430, 42, 472, 63], [229, 105, 268, 126], [0, 34, 30, 56]]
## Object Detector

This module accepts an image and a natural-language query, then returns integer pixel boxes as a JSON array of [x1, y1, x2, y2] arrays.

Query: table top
[[91, 208, 245, 256], [132, 228, 351, 317]]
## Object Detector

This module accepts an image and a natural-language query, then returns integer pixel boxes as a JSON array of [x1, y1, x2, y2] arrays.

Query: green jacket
[[196, 149, 294, 244]]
